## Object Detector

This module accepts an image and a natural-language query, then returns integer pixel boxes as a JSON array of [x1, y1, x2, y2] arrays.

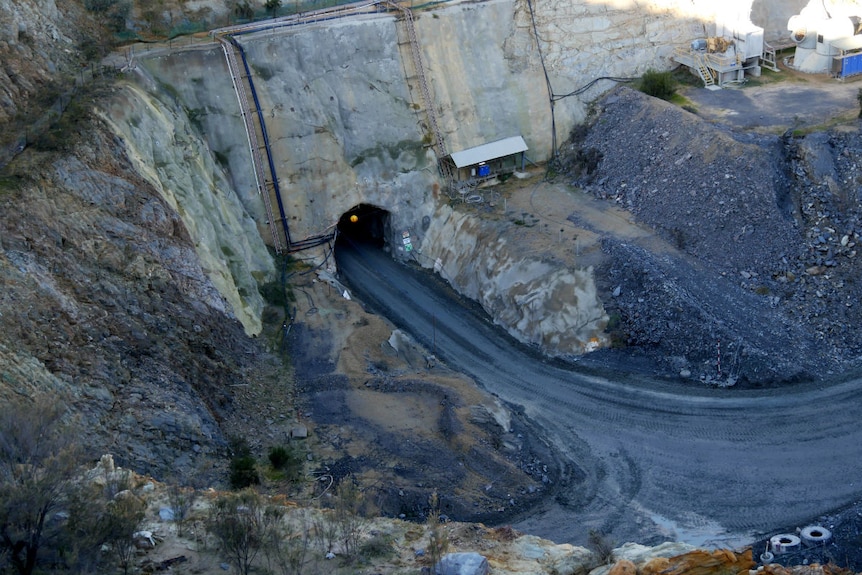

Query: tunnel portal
[[337, 203, 391, 248]]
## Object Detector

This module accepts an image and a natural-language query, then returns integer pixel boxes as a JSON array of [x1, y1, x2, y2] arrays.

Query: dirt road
[[336, 238, 862, 552], [681, 68, 862, 132]]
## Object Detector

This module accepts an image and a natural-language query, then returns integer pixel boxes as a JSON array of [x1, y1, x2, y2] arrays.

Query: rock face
[[421, 204, 608, 354], [0, 125, 263, 482], [100, 80, 275, 335]]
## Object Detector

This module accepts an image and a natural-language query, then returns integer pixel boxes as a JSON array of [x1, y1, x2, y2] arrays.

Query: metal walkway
[[218, 36, 285, 254], [385, 0, 450, 179]]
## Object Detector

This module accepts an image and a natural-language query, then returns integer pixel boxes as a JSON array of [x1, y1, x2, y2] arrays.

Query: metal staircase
[[694, 52, 715, 87], [218, 36, 286, 254], [385, 1, 452, 180]]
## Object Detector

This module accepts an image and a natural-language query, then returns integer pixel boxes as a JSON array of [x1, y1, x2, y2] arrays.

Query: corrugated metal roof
[[448, 136, 528, 168]]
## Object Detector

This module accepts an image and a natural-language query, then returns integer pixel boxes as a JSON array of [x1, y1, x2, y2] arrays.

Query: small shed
[[444, 136, 528, 182]]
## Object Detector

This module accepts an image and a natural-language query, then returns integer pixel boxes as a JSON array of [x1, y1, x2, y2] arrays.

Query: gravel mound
[[558, 87, 862, 385]]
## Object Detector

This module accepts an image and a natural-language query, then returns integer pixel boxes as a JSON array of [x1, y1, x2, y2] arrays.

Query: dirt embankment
[[557, 85, 862, 386]]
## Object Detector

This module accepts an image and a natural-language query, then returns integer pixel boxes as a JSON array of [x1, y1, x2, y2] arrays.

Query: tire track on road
[[335, 240, 862, 547]]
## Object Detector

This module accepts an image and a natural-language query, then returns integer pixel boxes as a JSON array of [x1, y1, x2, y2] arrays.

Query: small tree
[[208, 490, 281, 575], [167, 482, 197, 537], [427, 490, 448, 569], [103, 494, 146, 575], [264, 509, 309, 575], [311, 507, 338, 557], [333, 477, 365, 559], [0, 397, 81, 575]]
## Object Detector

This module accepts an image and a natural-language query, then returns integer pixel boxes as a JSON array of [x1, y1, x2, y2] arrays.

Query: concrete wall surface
[[105, 0, 811, 354]]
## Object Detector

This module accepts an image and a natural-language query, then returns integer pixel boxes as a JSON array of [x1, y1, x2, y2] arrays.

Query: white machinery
[[674, 3, 765, 88], [787, 0, 862, 74]]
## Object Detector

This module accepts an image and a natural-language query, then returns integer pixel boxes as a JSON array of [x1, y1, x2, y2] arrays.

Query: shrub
[[229, 437, 259, 489], [360, 533, 394, 558], [268, 446, 290, 469], [234, 1, 254, 19], [230, 455, 259, 489], [587, 529, 615, 565], [267, 444, 303, 483], [208, 490, 281, 575], [639, 69, 676, 101], [427, 491, 449, 569]]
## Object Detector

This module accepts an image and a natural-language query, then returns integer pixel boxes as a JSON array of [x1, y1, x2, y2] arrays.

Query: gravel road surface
[[335, 237, 862, 552]]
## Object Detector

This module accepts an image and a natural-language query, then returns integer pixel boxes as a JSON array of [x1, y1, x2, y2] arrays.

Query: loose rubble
[[557, 87, 862, 386]]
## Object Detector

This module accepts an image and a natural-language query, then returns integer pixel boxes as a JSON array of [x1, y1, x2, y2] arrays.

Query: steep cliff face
[[99, 78, 275, 335], [0, 0, 84, 125], [0, 124, 261, 480]]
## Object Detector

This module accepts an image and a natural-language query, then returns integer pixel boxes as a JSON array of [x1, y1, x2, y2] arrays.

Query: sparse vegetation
[[427, 490, 449, 570], [0, 397, 81, 575], [333, 477, 366, 560], [207, 489, 282, 575], [228, 436, 260, 489], [638, 69, 676, 101]]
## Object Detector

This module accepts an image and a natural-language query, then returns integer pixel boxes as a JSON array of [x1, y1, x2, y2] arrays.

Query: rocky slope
[[558, 86, 862, 385], [0, 119, 267, 482]]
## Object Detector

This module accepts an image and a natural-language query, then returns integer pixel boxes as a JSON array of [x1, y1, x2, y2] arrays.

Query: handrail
[[228, 37, 292, 249], [218, 36, 284, 254]]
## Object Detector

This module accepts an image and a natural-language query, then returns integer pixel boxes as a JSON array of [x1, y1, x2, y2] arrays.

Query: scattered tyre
[[800, 525, 832, 547], [770, 533, 801, 554]]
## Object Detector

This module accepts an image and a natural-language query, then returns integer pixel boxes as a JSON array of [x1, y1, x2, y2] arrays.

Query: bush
[[267, 444, 304, 483], [208, 490, 281, 575], [229, 437, 259, 489], [230, 455, 259, 489], [427, 491, 449, 569], [359, 533, 394, 558], [639, 69, 676, 101], [587, 529, 615, 565], [268, 446, 290, 469]]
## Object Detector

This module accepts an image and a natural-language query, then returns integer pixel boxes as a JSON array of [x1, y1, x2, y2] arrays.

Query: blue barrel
[[477, 164, 490, 177]]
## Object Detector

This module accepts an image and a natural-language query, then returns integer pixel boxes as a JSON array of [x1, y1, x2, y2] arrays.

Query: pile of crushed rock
[[557, 87, 862, 386]]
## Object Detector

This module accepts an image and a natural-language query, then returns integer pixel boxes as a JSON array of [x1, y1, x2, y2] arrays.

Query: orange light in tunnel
[[349, 214, 359, 223]]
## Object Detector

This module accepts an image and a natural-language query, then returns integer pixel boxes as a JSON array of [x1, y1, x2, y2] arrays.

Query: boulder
[[435, 552, 489, 575], [608, 559, 637, 575]]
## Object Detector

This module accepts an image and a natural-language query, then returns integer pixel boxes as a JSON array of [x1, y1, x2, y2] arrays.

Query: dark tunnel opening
[[336, 203, 391, 249]]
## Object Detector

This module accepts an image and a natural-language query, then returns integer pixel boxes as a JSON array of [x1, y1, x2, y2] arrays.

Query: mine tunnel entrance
[[336, 203, 391, 249]]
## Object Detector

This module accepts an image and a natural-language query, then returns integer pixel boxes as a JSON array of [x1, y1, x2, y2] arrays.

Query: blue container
[[841, 52, 862, 78], [477, 164, 490, 177]]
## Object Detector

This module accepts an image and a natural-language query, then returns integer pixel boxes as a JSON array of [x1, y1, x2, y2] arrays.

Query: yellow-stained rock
[[640, 556, 671, 575], [660, 548, 754, 575], [608, 559, 638, 575]]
